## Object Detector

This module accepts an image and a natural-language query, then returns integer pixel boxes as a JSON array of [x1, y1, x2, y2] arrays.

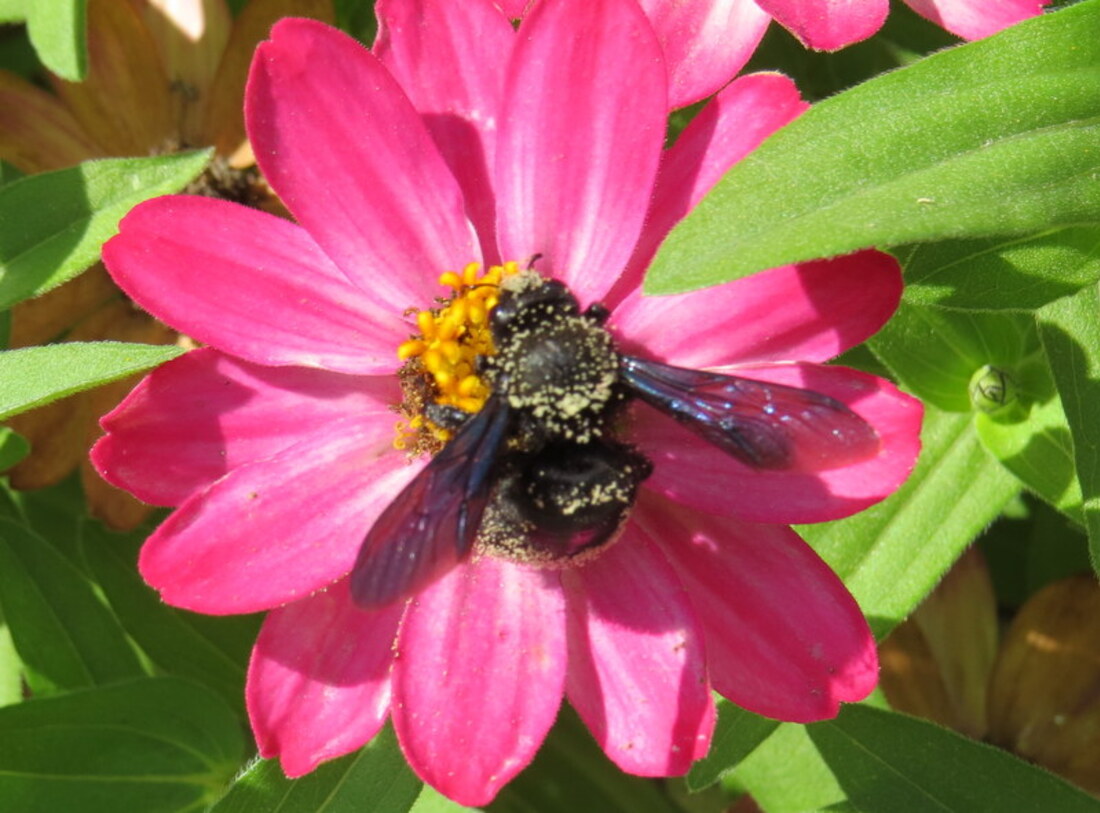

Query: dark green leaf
[[645, 1, 1100, 293], [79, 521, 257, 710], [800, 405, 1019, 639], [25, 0, 87, 80], [210, 726, 421, 813], [0, 426, 29, 470], [491, 706, 678, 813], [0, 159, 23, 187], [687, 699, 778, 790], [0, 517, 144, 694], [741, 1, 957, 102], [1037, 285, 1100, 573], [808, 704, 1098, 811], [0, 341, 184, 420], [11, 473, 86, 563], [0, 676, 244, 813], [0, 150, 211, 310], [899, 227, 1100, 311], [979, 496, 1090, 609]]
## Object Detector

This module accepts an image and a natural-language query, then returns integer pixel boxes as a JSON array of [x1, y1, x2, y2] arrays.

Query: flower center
[[393, 261, 520, 452]]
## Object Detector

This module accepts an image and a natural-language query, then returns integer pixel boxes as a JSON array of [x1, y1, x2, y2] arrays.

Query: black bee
[[350, 273, 880, 608]]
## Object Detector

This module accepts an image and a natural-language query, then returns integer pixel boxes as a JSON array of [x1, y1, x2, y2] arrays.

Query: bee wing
[[621, 356, 880, 471], [350, 395, 510, 608]]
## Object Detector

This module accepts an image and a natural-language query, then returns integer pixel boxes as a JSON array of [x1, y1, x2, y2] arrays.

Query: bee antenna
[[526, 252, 544, 271]]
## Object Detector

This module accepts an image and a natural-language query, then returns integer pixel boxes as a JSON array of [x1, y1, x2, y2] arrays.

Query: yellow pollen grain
[[393, 261, 521, 449]]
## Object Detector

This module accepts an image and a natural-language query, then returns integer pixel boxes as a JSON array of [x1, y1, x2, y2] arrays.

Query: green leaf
[[645, 1, 1100, 294], [975, 394, 1083, 521], [25, 0, 87, 80], [979, 496, 1090, 609], [0, 517, 145, 694], [899, 227, 1100, 311], [0, 618, 22, 708], [730, 723, 846, 812], [0, 341, 184, 420], [807, 704, 1099, 811], [79, 521, 257, 711], [409, 786, 477, 813], [799, 405, 1019, 639], [868, 303, 1038, 413], [0, 676, 244, 813], [0, 0, 25, 23], [492, 706, 679, 813], [0, 426, 29, 470], [1037, 285, 1100, 573], [210, 726, 421, 813], [0, 159, 23, 187], [687, 699, 779, 790], [0, 150, 211, 311]]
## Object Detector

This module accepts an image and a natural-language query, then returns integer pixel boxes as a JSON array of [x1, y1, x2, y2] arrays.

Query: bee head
[[491, 272, 580, 345]]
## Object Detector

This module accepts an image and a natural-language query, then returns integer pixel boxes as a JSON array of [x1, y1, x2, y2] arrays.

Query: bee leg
[[425, 402, 471, 432]]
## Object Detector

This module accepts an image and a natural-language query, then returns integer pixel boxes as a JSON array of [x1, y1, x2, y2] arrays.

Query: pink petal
[[638, 0, 771, 109], [635, 493, 878, 721], [392, 556, 567, 806], [757, 0, 888, 50], [903, 0, 1048, 40], [103, 196, 405, 375], [247, 18, 479, 307], [248, 579, 401, 776], [139, 415, 423, 614], [611, 73, 807, 303], [92, 348, 395, 507], [634, 362, 923, 524], [492, 0, 530, 17], [612, 251, 901, 369], [494, 0, 667, 306], [374, 0, 514, 259], [562, 531, 714, 776]]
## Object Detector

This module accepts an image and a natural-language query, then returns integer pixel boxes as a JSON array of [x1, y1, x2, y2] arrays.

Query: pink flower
[[499, 0, 1050, 84], [93, 0, 922, 805]]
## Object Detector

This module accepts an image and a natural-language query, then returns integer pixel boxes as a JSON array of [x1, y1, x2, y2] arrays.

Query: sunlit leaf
[[24, 0, 87, 80], [975, 394, 1083, 522], [0, 427, 29, 471], [868, 303, 1039, 413], [0, 342, 184, 420], [0, 150, 210, 311]]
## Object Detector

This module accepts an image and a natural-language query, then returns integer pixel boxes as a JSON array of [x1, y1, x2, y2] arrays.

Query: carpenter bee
[[350, 273, 880, 608]]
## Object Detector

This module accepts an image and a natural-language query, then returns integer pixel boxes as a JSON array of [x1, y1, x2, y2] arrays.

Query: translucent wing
[[621, 356, 879, 471], [350, 395, 510, 608]]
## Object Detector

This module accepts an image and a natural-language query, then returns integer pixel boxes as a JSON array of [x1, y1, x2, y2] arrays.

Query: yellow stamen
[[393, 261, 521, 449]]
